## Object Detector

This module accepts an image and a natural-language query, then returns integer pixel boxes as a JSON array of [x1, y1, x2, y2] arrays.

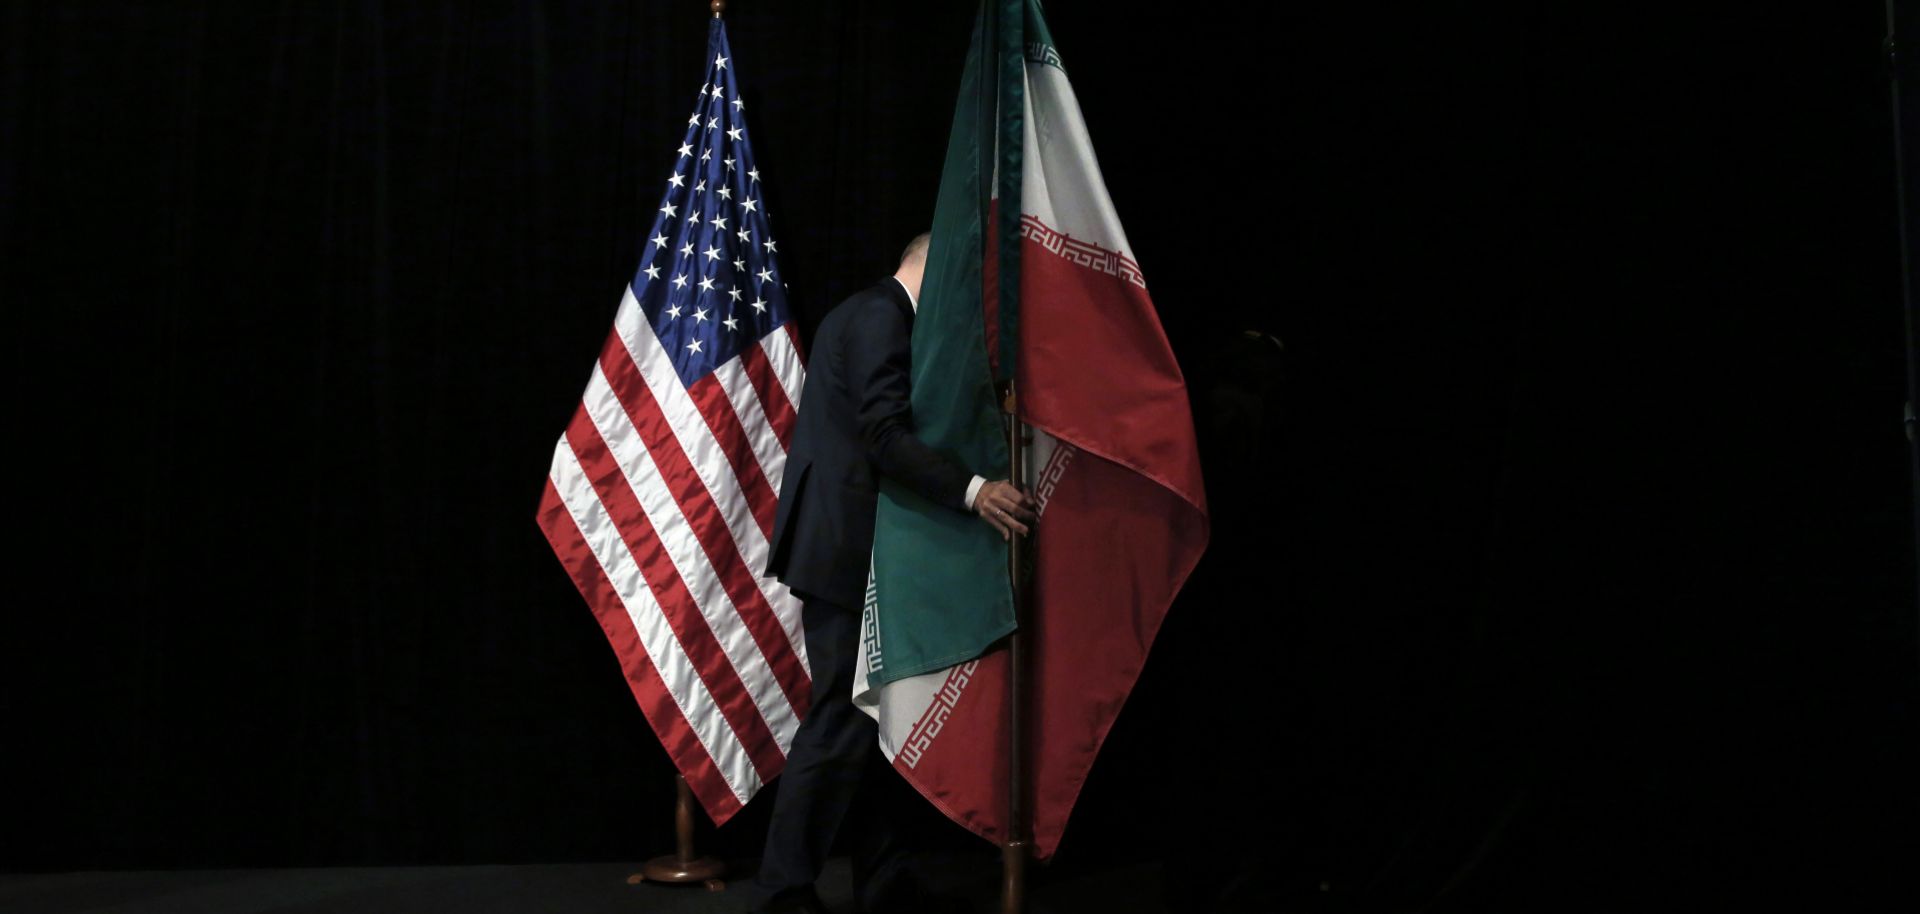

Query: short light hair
[[898, 232, 932, 267]]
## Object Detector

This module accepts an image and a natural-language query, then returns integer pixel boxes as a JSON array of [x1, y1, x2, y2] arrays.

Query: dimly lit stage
[[0, 854, 1307, 914]]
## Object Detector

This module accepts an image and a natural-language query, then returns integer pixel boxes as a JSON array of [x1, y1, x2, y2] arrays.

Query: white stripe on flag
[[713, 358, 788, 507], [752, 331, 810, 655], [582, 362, 801, 745], [613, 287, 807, 661], [548, 437, 759, 802], [1021, 56, 1135, 259]]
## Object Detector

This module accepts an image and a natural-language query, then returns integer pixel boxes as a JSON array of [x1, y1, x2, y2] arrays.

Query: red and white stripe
[[537, 284, 808, 823]]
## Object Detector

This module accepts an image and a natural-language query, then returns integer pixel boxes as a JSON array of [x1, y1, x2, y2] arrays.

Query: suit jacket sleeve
[[843, 301, 975, 512]]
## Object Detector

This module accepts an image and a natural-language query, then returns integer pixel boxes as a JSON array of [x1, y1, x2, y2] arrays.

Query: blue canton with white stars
[[635, 20, 792, 389]]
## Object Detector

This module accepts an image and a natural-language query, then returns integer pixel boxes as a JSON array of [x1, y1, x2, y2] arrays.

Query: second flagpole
[[1002, 379, 1032, 914], [993, 1, 1031, 910]]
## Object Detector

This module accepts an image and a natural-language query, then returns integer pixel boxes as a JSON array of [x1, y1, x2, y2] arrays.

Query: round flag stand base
[[627, 775, 727, 893], [629, 855, 725, 892]]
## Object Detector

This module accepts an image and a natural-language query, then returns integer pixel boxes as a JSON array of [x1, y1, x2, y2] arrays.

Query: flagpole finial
[[711, 0, 724, 18]]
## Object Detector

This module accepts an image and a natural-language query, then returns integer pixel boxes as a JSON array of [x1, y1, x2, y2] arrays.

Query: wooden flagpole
[[628, 774, 727, 891], [626, 0, 731, 893], [1002, 381, 1032, 914], [998, 2, 1032, 906]]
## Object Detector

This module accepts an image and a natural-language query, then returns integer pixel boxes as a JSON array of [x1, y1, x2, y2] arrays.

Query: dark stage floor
[[0, 855, 1241, 914]]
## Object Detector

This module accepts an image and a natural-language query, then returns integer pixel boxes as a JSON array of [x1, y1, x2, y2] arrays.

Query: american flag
[[536, 18, 809, 824]]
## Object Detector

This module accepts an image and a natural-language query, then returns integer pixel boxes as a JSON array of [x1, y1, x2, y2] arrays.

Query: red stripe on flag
[[890, 649, 1010, 846], [1022, 450, 1205, 859], [1016, 227, 1207, 514], [535, 478, 746, 823], [563, 407, 789, 783], [683, 376, 780, 541], [1005, 221, 1209, 860], [784, 320, 806, 362], [739, 337, 798, 450], [599, 337, 813, 719]]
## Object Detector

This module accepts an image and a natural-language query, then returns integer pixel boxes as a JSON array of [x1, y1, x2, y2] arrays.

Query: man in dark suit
[[746, 233, 1035, 914]]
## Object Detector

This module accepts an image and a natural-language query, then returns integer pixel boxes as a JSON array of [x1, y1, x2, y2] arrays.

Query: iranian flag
[[852, 0, 1209, 859]]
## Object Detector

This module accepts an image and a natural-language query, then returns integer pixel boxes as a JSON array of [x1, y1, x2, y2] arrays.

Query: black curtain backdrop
[[5, 1, 1916, 910]]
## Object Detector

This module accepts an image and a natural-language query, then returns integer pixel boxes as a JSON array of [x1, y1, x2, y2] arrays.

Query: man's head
[[893, 232, 932, 302]]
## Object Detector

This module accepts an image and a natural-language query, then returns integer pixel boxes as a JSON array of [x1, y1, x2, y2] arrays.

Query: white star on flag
[[644, 264, 661, 280], [686, 339, 702, 353], [671, 274, 689, 289]]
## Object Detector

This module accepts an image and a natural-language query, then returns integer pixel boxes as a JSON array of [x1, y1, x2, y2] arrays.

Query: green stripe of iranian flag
[[859, 0, 1020, 695]]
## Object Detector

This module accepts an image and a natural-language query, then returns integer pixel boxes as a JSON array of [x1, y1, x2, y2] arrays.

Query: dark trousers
[[751, 596, 921, 913]]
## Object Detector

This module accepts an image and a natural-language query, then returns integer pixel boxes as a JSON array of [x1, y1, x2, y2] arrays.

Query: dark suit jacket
[[765, 279, 975, 609]]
